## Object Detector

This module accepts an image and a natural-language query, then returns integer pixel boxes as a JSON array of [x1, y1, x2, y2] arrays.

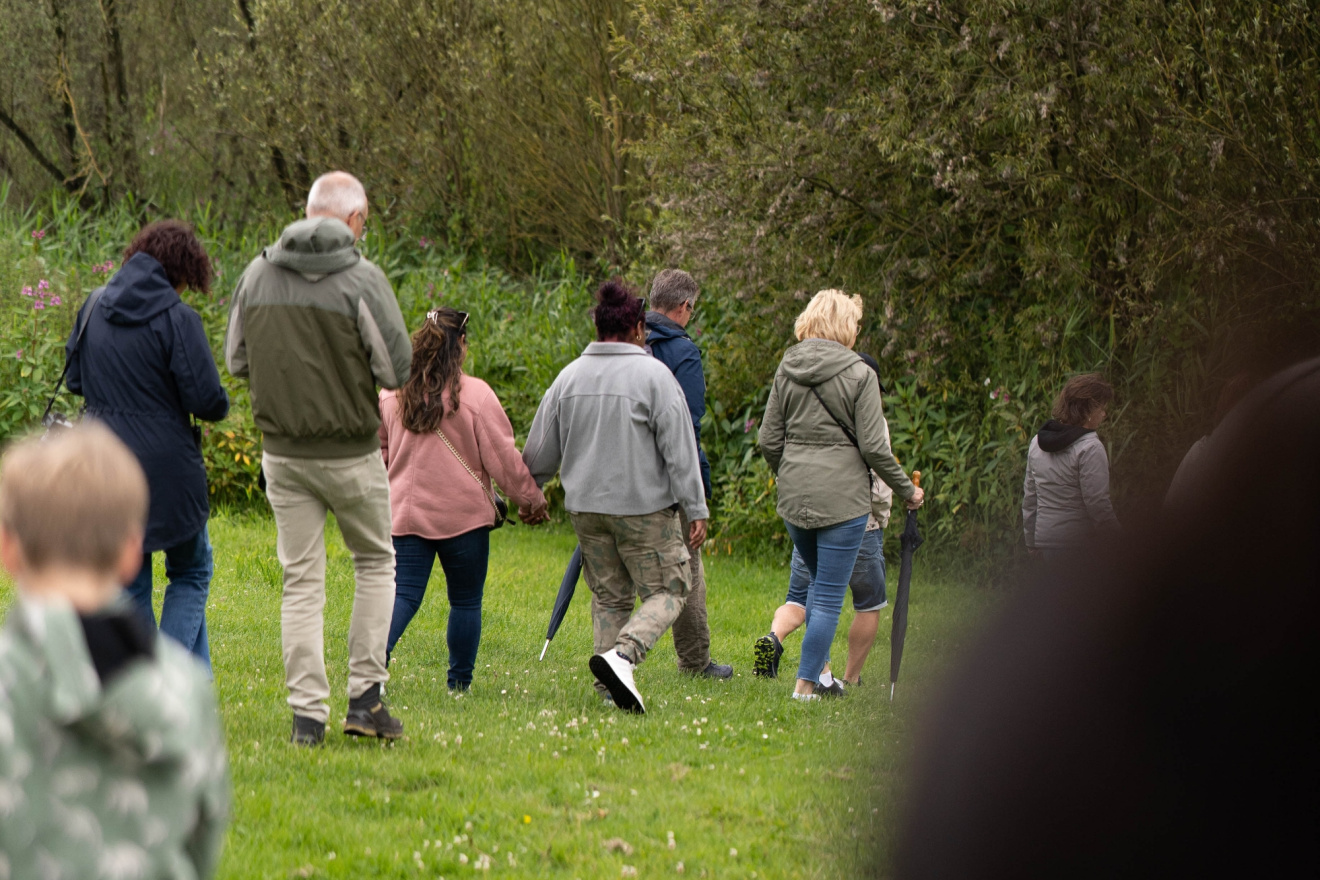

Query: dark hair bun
[[592, 278, 644, 339]]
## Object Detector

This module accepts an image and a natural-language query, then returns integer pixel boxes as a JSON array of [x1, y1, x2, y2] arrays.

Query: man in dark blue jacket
[[66, 221, 230, 670], [645, 269, 732, 679]]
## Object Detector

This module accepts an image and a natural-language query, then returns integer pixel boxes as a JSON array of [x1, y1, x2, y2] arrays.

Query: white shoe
[[589, 651, 645, 714], [791, 691, 821, 702]]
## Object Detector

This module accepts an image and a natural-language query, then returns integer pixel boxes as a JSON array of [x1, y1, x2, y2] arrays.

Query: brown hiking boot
[[343, 683, 404, 740]]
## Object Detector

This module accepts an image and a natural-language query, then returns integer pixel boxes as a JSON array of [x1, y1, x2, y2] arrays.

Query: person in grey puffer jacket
[[1023, 373, 1121, 554]]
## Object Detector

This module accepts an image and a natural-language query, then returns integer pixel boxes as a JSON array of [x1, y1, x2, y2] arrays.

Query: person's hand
[[689, 518, 708, 548], [520, 502, 550, 525], [905, 485, 926, 510]]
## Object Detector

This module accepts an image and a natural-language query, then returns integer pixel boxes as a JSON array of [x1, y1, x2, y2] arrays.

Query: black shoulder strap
[[42, 286, 106, 423], [810, 385, 860, 449]]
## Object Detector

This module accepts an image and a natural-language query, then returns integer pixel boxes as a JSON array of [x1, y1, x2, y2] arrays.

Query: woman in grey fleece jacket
[[522, 281, 707, 714], [1023, 373, 1121, 553]]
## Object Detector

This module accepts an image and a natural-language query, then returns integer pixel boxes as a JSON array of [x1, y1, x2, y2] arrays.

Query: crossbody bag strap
[[435, 426, 502, 520], [808, 383, 876, 490], [42, 286, 107, 424], [810, 385, 859, 449]]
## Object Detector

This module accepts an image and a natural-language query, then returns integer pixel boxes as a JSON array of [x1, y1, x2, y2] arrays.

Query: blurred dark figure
[[896, 357, 1320, 878]]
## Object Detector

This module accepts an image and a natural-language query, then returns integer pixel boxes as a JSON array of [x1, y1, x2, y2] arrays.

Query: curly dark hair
[[1052, 373, 1115, 426], [592, 278, 644, 340], [123, 220, 213, 293], [399, 307, 467, 433]]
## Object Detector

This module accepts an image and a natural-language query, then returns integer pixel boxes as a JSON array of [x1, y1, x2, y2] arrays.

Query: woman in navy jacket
[[66, 220, 229, 670]]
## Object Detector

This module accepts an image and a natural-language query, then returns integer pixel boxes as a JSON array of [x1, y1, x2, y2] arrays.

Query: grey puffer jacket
[[1022, 420, 1121, 549], [759, 338, 914, 530]]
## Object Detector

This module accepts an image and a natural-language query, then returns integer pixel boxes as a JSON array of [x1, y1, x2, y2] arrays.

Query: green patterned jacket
[[0, 595, 229, 879]]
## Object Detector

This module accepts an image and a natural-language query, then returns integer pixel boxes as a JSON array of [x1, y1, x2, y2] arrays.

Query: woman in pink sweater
[[379, 308, 548, 690]]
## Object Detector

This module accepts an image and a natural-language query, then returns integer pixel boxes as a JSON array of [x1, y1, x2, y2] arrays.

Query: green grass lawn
[[1, 512, 996, 879]]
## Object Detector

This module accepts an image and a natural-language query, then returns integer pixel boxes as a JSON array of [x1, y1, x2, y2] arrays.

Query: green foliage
[[624, 0, 1320, 549]]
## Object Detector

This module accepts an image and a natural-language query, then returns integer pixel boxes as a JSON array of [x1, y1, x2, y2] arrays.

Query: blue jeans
[[388, 529, 490, 690], [127, 526, 212, 672], [787, 528, 888, 612], [784, 514, 870, 684]]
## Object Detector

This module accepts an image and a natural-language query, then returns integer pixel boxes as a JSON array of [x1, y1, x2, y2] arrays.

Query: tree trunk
[[100, 0, 140, 195]]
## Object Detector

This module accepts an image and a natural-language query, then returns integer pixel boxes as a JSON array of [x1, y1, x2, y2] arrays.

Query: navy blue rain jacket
[[645, 310, 712, 499], [66, 252, 230, 552]]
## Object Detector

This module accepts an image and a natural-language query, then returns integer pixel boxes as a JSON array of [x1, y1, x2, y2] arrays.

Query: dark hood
[[645, 310, 689, 342], [1037, 419, 1095, 453], [100, 252, 181, 326]]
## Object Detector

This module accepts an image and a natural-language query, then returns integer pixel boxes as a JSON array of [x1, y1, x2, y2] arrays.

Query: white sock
[[818, 670, 835, 687]]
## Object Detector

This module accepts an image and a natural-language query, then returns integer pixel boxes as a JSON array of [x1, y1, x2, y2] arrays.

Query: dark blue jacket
[[645, 310, 712, 498], [66, 253, 229, 552]]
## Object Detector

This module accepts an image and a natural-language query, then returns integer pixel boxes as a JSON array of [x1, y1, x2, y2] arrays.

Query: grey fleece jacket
[[760, 338, 913, 530], [1022, 426, 1120, 549], [225, 217, 411, 457], [522, 342, 709, 521]]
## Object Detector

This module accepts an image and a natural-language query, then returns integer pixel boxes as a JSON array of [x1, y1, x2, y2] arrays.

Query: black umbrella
[[540, 544, 584, 661], [890, 471, 924, 701]]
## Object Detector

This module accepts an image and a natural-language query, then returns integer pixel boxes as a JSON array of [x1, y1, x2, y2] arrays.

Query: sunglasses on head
[[427, 309, 470, 334]]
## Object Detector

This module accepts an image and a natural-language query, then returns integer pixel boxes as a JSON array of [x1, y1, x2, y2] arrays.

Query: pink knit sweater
[[379, 377, 545, 540]]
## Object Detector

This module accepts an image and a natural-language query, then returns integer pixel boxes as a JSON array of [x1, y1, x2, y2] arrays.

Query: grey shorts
[[786, 527, 887, 612]]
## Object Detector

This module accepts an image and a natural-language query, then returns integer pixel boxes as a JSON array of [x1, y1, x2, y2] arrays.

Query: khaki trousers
[[671, 511, 711, 671], [570, 509, 690, 668], [263, 450, 395, 724]]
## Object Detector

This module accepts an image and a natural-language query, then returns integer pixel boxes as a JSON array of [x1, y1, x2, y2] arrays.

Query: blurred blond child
[[0, 422, 229, 878]]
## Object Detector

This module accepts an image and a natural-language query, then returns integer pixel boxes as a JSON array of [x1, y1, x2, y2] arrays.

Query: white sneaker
[[589, 651, 645, 714], [791, 691, 821, 702]]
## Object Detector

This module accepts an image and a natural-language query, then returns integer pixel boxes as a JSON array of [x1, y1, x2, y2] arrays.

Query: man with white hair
[[226, 171, 412, 745]]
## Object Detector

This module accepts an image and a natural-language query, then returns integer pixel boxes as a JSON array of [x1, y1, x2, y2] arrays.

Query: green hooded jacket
[[0, 595, 229, 879], [759, 338, 914, 529], [224, 217, 411, 457]]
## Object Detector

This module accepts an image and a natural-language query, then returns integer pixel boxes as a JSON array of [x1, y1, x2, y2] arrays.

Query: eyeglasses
[[427, 310, 470, 334]]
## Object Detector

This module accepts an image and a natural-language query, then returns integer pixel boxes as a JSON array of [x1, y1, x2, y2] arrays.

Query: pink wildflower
[[21, 286, 33, 297], [15, 350, 22, 360], [419, 237, 433, 248], [37, 279, 49, 292], [31, 229, 45, 240], [51, 296, 62, 306], [33, 301, 45, 311]]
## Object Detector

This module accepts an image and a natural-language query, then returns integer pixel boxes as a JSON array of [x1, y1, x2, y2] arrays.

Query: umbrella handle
[[912, 470, 922, 488]]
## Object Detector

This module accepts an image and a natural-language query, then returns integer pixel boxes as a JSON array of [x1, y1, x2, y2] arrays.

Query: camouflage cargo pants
[[671, 511, 711, 672], [570, 508, 691, 669]]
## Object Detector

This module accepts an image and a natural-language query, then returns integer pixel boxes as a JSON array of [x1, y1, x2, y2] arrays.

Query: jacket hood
[[779, 338, 864, 387], [1037, 419, 1095, 453], [101, 252, 181, 326], [14, 594, 194, 765], [645, 310, 689, 342], [264, 217, 361, 280]]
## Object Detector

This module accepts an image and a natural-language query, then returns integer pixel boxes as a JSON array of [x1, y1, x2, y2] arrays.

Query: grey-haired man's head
[[306, 171, 369, 240], [649, 269, 700, 328]]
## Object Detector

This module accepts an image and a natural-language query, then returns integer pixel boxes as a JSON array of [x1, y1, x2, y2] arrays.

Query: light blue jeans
[[127, 526, 212, 672], [784, 514, 870, 684]]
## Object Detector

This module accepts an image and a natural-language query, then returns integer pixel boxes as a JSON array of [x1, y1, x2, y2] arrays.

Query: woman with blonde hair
[[756, 290, 923, 700], [379, 307, 549, 691]]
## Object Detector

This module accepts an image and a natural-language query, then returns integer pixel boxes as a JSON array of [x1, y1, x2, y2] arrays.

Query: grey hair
[[649, 268, 700, 313], [306, 171, 368, 220]]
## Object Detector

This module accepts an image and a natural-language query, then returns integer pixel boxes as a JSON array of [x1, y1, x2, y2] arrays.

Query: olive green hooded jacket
[[759, 338, 914, 529], [224, 217, 411, 457]]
